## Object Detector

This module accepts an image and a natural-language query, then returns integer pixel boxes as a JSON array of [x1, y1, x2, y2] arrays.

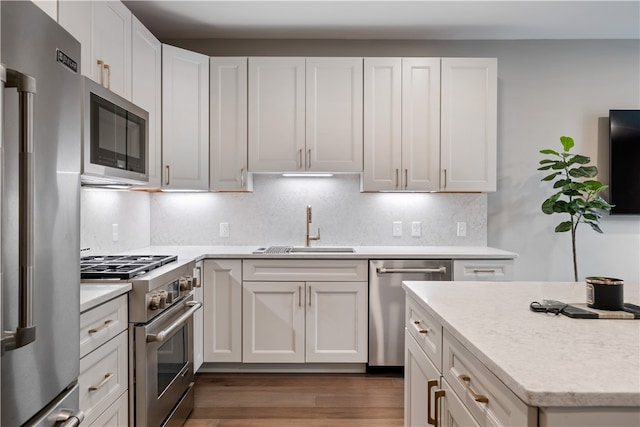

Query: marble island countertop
[[402, 280, 640, 408]]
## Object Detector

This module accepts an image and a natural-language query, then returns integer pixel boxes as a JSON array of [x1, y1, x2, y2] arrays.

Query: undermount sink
[[253, 246, 355, 254], [290, 246, 355, 253]]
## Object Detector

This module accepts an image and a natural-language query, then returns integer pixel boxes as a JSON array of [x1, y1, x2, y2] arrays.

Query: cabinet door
[[131, 17, 162, 189], [210, 57, 249, 191], [405, 330, 441, 427], [402, 58, 441, 191], [305, 282, 368, 363], [203, 259, 242, 363], [248, 57, 305, 172], [440, 58, 497, 192], [306, 58, 363, 172], [363, 58, 402, 191], [440, 379, 480, 427], [242, 281, 305, 363], [162, 44, 209, 190], [58, 1, 92, 79], [93, 0, 131, 99]]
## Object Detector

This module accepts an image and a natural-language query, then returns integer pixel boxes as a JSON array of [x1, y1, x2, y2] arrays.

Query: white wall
[[81, 38, 640, 284]]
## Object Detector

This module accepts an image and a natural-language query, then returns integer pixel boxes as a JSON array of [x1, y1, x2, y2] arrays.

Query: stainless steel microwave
[[81, 77, 149, 185]]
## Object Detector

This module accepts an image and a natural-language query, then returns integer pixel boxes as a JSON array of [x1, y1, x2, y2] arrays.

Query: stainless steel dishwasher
[[369, 259, 452, 367]]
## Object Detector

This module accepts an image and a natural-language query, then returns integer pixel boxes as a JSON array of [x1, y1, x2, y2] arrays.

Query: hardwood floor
[[185, 372, 404, 427]]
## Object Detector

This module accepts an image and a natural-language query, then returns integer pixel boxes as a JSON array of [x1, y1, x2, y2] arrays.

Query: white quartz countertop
[[116, 245, 517, 261], [80, 283, 132, 313], [402, 281, 640, 407]]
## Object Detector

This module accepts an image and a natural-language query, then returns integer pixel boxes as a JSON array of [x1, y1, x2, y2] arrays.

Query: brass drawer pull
[[458, 374, 489, 403], [412, 319, 429, 334], [473, 269, 497, 273], [88, 319, 113, 334], [88, 372, 114, 392], [427, 380, 438, 426]]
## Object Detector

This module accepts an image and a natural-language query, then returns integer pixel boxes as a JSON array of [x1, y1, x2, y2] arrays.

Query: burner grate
[[80, 255, 178, 280]]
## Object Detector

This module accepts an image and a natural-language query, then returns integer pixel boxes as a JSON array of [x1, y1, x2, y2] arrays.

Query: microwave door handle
[[2, 68, 37, 353], [147, 301, 202, 343]]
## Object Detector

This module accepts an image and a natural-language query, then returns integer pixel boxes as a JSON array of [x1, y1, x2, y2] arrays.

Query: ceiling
[[123, 0, 640, 41]]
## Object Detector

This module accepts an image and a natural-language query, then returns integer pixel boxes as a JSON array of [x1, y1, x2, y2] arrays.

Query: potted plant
[[538, 136, 613, 281]]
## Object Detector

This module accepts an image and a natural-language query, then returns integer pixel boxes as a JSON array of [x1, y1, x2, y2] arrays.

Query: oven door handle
[[147, 301, 202, 343]]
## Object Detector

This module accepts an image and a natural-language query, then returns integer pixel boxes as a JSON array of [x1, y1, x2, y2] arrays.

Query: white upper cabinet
[[363, 57, 497, 192], [363, 57, 440, 191], [248, 57, 306, 172], [59, 0, 132, 99], [210, 57, 250, 191], [440, 58, 497, 192], [162, 44, 209, 191], [248, 57, 363, 173], [402, 58, 441, 191], [131, 16, 162, 189], [362, 58, 403, 191], [305, 58, 363, 172]]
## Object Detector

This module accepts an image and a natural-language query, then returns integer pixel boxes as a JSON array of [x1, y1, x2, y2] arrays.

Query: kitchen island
[[403, 280, 640, 426]]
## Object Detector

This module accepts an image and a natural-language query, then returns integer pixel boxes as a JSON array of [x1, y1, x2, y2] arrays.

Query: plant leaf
[[541, 198, 556, 214], [589, 222, 603, 233], [540, 149, 559, 156], [541, 172, 561, 181], [560, 136, 574, 152], [537, 165, 553, 171], [571, 154, 591, 164], [539, 159, 556, 165], [555, 221, 573, 232]]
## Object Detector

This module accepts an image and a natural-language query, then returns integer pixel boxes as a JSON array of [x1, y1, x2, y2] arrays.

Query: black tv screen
[[609, 109, 640, 215]]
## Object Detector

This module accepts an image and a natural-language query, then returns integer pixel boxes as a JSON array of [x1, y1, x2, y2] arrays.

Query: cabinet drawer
[[79, 331, 128, 426], [442, 329, 535, 427], [453, 259, 514, 281], [406, 295, 442, 371], [80, 295, 128, 358], [88, 390, 128, 427], [243, 259, 367, 282]]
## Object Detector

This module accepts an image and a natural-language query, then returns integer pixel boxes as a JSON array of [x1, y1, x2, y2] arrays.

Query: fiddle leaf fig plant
[[538, 136, 613, 281]]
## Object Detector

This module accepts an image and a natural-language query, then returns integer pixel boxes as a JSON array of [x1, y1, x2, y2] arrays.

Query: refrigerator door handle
[[2, 67, 37, 353]]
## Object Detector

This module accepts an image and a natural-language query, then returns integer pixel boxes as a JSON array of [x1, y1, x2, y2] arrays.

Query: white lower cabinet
[[453, 259, 514, 281], [405, 294, 537, 427], [242, 260, 368, 364], [79, 295, 129, 427], [203, 259, 243, 363]]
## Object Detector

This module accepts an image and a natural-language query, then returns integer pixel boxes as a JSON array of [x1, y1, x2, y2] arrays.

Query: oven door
[[133, 294, 202, 427]]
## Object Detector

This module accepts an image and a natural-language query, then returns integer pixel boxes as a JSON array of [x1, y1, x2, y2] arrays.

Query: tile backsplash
[[81, 175, 487, 253], [151, 174, 487, 247]]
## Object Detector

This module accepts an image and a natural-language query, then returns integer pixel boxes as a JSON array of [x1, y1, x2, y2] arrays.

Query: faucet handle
[[307, 205, 312, 223]]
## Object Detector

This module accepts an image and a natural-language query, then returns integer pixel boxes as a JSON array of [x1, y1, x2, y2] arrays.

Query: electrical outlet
[[112, 223, 119, 242], [411, 221, 421, 237], [219, 222, 230, 238], [456, 222, 467, 237], [392, 221, 403, 237]]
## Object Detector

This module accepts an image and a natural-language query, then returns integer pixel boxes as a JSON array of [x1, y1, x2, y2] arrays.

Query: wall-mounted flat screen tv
[[609, 109, 640, 215]]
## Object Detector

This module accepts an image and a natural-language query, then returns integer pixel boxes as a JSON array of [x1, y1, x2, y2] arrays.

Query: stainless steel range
[[81, 255, 202, 427]]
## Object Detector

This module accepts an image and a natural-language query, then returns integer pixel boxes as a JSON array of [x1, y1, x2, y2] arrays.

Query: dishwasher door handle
[[376, 267, 447, 274]]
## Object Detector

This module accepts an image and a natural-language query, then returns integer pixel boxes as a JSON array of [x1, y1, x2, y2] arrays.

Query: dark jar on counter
[[586, 277, 624, 311]]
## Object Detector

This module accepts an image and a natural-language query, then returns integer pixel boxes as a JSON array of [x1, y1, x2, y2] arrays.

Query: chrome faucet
[[306, 205, 320, 247]]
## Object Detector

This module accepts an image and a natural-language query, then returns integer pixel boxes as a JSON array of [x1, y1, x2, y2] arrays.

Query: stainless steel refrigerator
[[1, 2, 83, 426]]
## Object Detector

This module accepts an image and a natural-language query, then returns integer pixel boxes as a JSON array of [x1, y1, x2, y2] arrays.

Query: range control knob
[[179, 276, 193, 291], [158, 290, 168, 309], [148, 293, 162, 310]]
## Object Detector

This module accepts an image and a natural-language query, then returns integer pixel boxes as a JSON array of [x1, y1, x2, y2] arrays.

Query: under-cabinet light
[[282, 173, 334, 178]]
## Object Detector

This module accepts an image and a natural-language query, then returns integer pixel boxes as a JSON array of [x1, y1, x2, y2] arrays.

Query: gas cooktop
[[80, 255, 178, 280]]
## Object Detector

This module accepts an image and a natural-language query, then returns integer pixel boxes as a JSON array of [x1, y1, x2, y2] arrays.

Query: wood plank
[[186, 372, 403, 426]]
